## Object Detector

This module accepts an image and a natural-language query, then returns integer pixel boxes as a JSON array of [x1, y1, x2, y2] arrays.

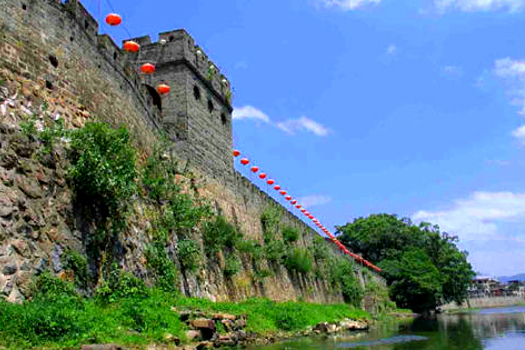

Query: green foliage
[[282, 225, 300, 244], [177, 239, 202, 272], [203, 216, 241, 257], [237, 239, 263, 259], [263, 239, 286, 263], [260, 205, 281, 240], [311, 235, 330, 261], [95, 269, 148, 303], [62, 250, 88, 287], [324, 256, 363, 307], [253, 269, 273, 282], [380, 249, 443, 313], [19, 118, 37, 137], [69, 122, 138, 239], [284, 248, 312, 274], [37, 117, 66, 154], [145, 242, 179, 292], [337, 214, 475, 311], [0, 286, 184, 349], [28, 272, 80, 303], [224, 254, 242, 278]]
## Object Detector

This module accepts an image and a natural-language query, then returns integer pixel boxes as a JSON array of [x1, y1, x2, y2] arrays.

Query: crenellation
[[64, 0, 99, 39]]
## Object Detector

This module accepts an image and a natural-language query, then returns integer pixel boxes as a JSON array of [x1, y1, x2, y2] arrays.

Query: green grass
[[0, 278, 370, 349]]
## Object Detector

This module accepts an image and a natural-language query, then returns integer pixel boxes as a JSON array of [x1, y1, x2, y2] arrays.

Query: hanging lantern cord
[[104, 0, 133, 38]]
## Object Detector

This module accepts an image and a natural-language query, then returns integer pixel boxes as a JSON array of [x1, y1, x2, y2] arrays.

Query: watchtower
[[124, 30, 234, 182]]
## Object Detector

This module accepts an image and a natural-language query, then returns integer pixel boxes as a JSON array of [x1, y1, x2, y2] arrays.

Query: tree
[[337, 214, 475, 312]]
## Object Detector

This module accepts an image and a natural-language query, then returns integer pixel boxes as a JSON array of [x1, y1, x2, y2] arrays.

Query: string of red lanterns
[[232, 149, 382, 272], [105, 12, 169, 95]]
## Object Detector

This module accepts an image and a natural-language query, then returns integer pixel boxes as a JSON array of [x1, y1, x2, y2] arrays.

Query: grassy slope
[[0, 288, 370, 349]]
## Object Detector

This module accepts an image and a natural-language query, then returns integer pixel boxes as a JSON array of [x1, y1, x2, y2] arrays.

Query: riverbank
[[441, 296, 525, 313], [0, 273, 378, 349]]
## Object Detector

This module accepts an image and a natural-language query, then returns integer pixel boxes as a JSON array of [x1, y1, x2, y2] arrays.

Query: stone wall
[[441, 296, 525, 311], [0, 0, 385, 306]]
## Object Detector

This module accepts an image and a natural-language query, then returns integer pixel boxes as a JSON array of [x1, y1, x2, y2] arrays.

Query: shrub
[[282, 225, 300, 244], [145, 242, 179, 292], [263, 240, 286, 263], [28, 272, 80, 303], [62, 249, 88, 287], [260, 206, 281, 240], [253, 269, 273, 282], [224, 254, 242, 278], [237, 239, 263, 259], [331, 257, 364, 306], [69, 122, 138, 238], [284, 248, 312, 274], [311, 235, 330, 261], [177, 239, 202, 272], [203, 216, 241, 256], [95, 269, 149, 303]]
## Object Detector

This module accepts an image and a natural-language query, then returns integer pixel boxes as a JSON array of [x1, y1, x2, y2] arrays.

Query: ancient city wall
[[0, 0, 383, 306]]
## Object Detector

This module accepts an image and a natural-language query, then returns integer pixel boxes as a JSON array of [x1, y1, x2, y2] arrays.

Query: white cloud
[[277, 117, 331, 136], [386, 44, 397, 55], [492, 58, 525, 141], [413, 191, 525, 241], [232, 105, 270, 123], [318, 0, 381, 11], [434, 0, 525, 12], [297, 195, 332, 208], [512, 125, 525, 142]]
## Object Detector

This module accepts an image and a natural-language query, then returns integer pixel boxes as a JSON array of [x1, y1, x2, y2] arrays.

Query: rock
[[212, 313, 236, 321], [2, 262, 17, 275], [1, 279, 14, 296], [221, 319, 235, 332], [185, 330, 201, 341], [81, 345, 127, 350], [34, 257, 48, 275], [195, 341, 213, 350], [6, 284, 24, 303], [339, 319, 368, 331], [17, 176, 43, 199], [190, 318, 215, 331], [190, 319, 215, 340], [235, 318, 247, 329], [0, 151, 17, 169], [163, 333, 180, 345], [0, 202, 14, 217], [235, 330, 247, 341], [213, 333, 237, 347]]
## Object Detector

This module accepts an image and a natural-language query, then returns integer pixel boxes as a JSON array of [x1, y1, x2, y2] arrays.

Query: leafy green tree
[[337, 214, 474, 312]]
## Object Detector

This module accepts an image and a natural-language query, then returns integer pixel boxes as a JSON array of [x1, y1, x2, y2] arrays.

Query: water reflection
[[249, 306, 525, 350]]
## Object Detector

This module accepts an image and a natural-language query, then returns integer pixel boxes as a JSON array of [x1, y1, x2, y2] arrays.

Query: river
[[249, 306, 525, 350]]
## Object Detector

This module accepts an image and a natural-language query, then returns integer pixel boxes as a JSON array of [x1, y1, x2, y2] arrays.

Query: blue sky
[[87, 0, 525, 277]]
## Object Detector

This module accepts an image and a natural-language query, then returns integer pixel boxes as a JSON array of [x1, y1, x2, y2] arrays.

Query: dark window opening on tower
[[193, 85, 201, 100], [221, 113, 228, 126], [208, 99, 214, 113], [22, 3, 27, 10], [144, 84, 162, 111]]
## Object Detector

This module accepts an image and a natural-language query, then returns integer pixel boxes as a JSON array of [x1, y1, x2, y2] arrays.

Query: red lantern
[[280, 190, 287, 196], [251, 166, 259, 173], [305, 211, 310, 216], [301, 208, 306, 213], [240, 158, 250, 165], [233, 150, 241, 157], [267, 179, 275, 185], [259, 173, 267, 179], [296, 205, 301, 209], [105, 13, 122, 26], [157, 84, 170, 95], [123, 41, 140, 53], [141, 63, 156, 74], [285, 195, 292, 201], [274, 185, 281, 191], [291, 200, 297, 205]]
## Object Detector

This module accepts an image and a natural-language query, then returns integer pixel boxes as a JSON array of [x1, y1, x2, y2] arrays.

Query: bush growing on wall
[[284, 248, 313, 274], [69, 122, 138, 239], [282, 225, 300, 244], [203, 216, 241, 257], [177, 239, 202, 272]]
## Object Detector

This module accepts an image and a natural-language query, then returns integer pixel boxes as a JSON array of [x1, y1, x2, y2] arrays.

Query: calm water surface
[[249, 306, 525, 350]]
